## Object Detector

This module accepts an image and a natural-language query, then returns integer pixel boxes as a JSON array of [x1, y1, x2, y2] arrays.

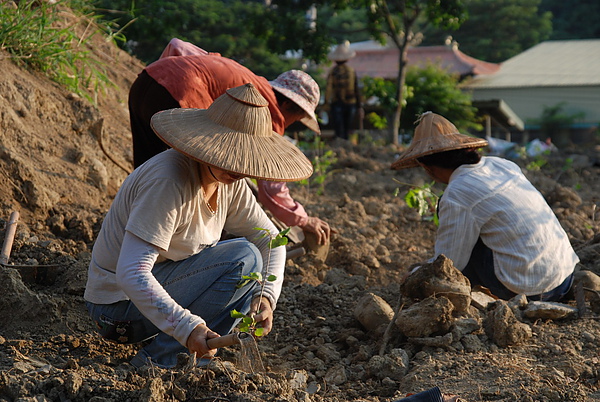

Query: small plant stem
[[379, 298, 404, 356]]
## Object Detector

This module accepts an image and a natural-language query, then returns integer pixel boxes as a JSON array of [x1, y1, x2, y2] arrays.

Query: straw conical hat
[[391, 112, 488, 170], [328, 40, 356, 62], [151, 83, 314, 182]]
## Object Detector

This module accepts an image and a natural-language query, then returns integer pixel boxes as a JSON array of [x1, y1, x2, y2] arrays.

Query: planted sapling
[[393, 179, 441, 225], [229, 227, 289, 337]]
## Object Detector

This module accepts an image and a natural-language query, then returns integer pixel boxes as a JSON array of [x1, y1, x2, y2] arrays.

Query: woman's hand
[[186, 323, 221, 358], [300, 216, 334, 245], [250, 296, 274, 336]]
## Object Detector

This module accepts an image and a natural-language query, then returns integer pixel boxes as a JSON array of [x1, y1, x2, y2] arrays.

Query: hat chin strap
[[207, 165, 221, 182]]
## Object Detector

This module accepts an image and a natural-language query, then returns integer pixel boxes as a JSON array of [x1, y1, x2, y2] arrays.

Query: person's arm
[[323, 72, 334, 111], [115, 231, 219, 355], [257, 180, 308, 227], [434, 197, 481, 270], [257, 180, 331, 244]]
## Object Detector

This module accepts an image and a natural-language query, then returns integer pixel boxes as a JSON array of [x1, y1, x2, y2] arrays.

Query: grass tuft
[[0, 0, 116, 104]]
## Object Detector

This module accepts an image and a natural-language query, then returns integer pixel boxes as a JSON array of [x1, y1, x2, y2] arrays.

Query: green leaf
[[270, 236, 288, 248], [254, 327, 264, 337], [230, 309, 245, 318], [236, 280, 250, 289], [266, 274, 277, 282]]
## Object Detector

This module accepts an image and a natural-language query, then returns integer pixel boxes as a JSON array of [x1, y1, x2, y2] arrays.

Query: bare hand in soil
[[300, 216, 332, 244], [250, 296, 274, 336], [187, 323, 221, 358]]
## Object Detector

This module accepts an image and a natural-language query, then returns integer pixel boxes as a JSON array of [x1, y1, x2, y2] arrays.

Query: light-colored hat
[[151, 83, 314, 182], [269, 70, 321, 134], [328, 40, 356, 62], [391, 112, 489, 170]]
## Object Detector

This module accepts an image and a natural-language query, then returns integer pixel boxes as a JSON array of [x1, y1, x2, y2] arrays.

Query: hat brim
[[391, 135, 489, 170], [151, 108, 314, 182], [328, 52, 356, 62], [270, 85, 321, 134]]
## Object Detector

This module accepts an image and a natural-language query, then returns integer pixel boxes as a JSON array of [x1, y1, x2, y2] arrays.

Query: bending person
[[85, 84, 313, 368], [128, 38, 331, 244], [392, 112, 578, 301]]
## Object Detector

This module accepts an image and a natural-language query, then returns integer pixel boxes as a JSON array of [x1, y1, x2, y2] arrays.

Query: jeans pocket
[[94, 314, 134, 344]]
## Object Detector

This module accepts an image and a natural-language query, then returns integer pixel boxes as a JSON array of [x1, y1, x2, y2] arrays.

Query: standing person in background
[[324, 40, 363, 140], [85, 84, 314, 368], [392, 112, 578, 301], [128, 38, 331, 244]]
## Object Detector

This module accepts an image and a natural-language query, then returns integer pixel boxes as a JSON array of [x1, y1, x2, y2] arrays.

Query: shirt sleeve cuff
[[173, 313, 206, 347]]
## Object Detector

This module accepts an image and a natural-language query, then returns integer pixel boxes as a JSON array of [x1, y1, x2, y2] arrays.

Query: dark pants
[[330, 101, 356, 140], [128, 70, 180, 168], [461, 238, 573, 301]]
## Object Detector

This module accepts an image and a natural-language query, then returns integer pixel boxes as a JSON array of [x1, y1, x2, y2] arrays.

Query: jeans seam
[[162, 260, 243, 286]]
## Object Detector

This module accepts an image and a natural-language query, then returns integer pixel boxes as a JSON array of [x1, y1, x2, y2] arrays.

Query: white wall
[[466, 86, 600, 127]]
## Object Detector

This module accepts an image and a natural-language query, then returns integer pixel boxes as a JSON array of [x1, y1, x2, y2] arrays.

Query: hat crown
[[269, 70, 321, 134], [271, 70, 319, 111], [206, 83, 272, 138], [413, 112, 460, 143], [390, 112, 489, 169], [329, 40, 356, 61]]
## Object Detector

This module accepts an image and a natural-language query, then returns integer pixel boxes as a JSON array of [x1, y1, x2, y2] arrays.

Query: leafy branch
[[393, 179, 440, 225], [228, 227, 288, 337]]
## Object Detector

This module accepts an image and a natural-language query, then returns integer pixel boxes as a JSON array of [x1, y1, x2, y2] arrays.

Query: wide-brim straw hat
[[391, 112, 489, 170], [151, 83, 314, 182], [328, 40, 356, 62], [269, 70, 321, 134]]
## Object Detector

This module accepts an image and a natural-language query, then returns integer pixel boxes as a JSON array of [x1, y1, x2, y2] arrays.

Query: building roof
[[341, 40, 500, 79], [462, 39, 600, 89]]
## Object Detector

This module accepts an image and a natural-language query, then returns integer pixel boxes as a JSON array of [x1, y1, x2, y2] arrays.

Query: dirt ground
[[1, 16, 600, 402]]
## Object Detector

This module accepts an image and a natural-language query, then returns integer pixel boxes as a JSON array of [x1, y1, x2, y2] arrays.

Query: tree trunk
[[392, 41, 409, 145]]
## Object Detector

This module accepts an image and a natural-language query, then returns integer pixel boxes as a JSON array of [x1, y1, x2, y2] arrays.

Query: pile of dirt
[[1, 13, 600, 402]]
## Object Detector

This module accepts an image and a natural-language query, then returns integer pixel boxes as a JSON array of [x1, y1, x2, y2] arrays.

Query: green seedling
[[298, 136, 337, 195], [254, 226, 290, 249], [394, 179, 441, 225], [230, 269, 277, 337], [228, 227, 286, 337]]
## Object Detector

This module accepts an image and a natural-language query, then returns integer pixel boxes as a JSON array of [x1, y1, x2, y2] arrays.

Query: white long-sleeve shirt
[[84, 150, 285, 346], [434, 156, 578, 296]]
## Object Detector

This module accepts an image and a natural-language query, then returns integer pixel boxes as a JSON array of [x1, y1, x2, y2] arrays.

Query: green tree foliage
[[421, 0, 552, 62], [362, 64, 480, 134], [92, 0, 296, 78], [540, 0, 600, 40], [361, 0, 466, 144], [320, 6, 371, 44], [402, 64, 480, 132]]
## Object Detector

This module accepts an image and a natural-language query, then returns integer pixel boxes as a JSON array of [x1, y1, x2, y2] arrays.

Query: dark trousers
[[128, 70, 180, 168], [461, 238, 573, 301], [330, 101, 356, 140]]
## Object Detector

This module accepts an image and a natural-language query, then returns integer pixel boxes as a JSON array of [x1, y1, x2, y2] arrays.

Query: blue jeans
[[86, 238, 260, 368], [462, 238, 573, 301]]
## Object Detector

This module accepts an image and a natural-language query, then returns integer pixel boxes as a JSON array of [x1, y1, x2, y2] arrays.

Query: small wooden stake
[[0, 211, 19, 265]]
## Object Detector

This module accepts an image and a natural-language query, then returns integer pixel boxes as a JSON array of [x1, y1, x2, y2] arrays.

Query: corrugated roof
[[462, 39, 600, 89], [337, 40, 499, 79]]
